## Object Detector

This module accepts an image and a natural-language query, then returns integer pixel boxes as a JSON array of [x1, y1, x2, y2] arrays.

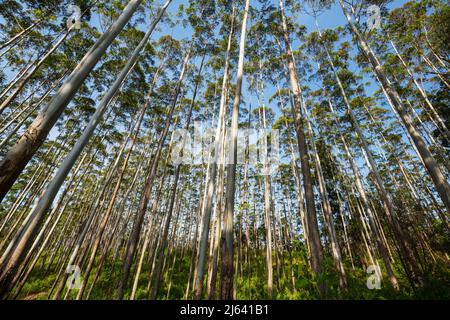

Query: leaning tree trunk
[[0, 1, 171, 298], [0, 20, 41, 51], [338, 0, 450, 213], [0, 28, 73, 115], [78, 58, 166, 300], [327, 97, 400, 291], [315, 24, 420, 283], [0, 72, 66, 150], [149, 55, 204, 299], [388, 38, 450, 142], [0, 0, 144, 203], [116, 44, 191, 300]]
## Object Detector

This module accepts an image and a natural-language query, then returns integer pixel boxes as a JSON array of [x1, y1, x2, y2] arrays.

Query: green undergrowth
[[16, 249, 450, 300]]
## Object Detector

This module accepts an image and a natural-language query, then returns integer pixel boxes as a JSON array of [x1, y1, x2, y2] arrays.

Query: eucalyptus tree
[[1, 0, 449, 301], [0, 0, 98, 116], [151, 61, 204, 299], [193, 2, 235, 300], [0, 0, 146, 202], [307, 18, 425, 281], [218, 0, 251, 300], [117, 36, 194, 301], [274, 0, 325, 288], [335, 0, 450, 213], [0, 1, 173, 298]]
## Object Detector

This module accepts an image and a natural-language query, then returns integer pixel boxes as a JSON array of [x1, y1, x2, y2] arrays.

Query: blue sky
[[1, 0, 410, 120], [143, 0, 413, 178], [1, 0, 414, 175]]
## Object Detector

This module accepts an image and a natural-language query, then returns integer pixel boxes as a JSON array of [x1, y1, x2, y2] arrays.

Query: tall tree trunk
[[389, 38, 450, 142], [116, 43, 191, 299], [0, 20, 41, 51], [0, 0, 145, 202], [149, 55, 204, 299], [0, 28, 72, 115], [220, 0, 250, 300], [315, 25, 420, 283], [338, 0, 450, 213], [193, 8, 235, 299], [0, 5, 170, 293], [327, 98, 400, 290], [279, 0, 324, 285], [76, 49, 168, 300]]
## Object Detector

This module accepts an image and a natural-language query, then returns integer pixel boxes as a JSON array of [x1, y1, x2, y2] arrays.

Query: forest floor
[[13, 249, 450, 300]]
